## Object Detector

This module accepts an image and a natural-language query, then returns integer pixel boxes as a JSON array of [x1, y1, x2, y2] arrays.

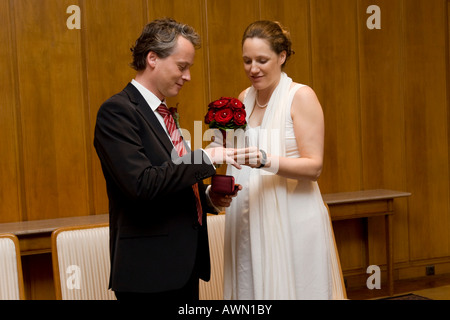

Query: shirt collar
[[131, 79, 165, 111]]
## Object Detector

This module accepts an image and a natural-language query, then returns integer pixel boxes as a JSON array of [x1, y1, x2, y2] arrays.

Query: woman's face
[[242, 37, 286, 91]]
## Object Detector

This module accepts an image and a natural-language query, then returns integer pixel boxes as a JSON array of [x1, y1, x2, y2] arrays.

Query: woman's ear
[[279, 50, 287, 66]]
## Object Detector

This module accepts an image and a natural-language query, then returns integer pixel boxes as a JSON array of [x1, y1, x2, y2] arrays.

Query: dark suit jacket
[[94, 83, 216, 293]]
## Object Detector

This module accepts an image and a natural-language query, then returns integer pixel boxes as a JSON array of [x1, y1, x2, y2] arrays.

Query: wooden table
[[322, 189, 411, 296]]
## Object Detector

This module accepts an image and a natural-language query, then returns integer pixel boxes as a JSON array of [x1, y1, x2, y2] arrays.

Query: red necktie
[[156, 104, 203, 226]]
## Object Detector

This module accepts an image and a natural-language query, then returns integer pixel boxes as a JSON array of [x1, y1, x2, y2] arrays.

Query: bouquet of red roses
[[204, 97, 247, 131]]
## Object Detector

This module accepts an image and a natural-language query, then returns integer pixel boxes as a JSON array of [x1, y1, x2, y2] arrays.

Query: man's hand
[[209, 184, 242, 208], [204, 147, 242, 169], [233, 147, 267, 168], [205, 146, 266, 170]]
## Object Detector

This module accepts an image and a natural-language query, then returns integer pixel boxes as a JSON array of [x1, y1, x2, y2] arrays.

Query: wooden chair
[[199, 214, 225, 300], [324, 203, 348, 299], [51, 223, 116, 300], [0, 233, 25, 300]]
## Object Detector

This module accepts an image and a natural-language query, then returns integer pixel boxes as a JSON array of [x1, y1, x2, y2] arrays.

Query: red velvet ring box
[[211, 174, 238, 195]]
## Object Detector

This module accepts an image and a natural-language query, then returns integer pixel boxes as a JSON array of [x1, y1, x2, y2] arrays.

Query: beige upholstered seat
[[51, 223, 116, 300], [0, 233, 25, 300], [200, 214, 225, 300]]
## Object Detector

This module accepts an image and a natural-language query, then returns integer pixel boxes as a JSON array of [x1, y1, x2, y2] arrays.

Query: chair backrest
[[51, 223, 115, 300], [0, 233, 25, 300], [324, 203, 348, 299], [199, 214, 225, 300]]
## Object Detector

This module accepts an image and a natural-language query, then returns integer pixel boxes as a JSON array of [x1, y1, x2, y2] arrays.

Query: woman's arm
[[275, 85, 324, 181], [240, 85, 325, 181]]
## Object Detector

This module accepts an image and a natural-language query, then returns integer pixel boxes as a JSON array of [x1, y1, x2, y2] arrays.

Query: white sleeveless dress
[[223, 76, 343, 300]]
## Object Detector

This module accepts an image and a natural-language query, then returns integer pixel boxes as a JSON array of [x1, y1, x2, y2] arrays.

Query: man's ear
[[146, 51, 158, 69]]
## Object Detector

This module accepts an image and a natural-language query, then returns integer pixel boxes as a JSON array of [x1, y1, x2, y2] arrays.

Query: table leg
[[385, 213, 394, 296]]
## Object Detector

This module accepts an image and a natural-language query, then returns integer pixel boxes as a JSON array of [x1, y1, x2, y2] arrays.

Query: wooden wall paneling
[[84, 0, 147, 215], [0, 0, 23, 223], [310, 0, 365, 273], [447, 0, 450, 264], [1, 0, 449, 294], [403, 0, 450, 260], [206, 0, 259, 175], [13, 0, 90, 220], [310, 0, 363, 194], [22, 254, 55, 300], [357, 0, 409, 266], [332, 219, 367, 272], [206, 0, 260, 101], [260, 0, 312, 86], [147, 0, 210, 150]]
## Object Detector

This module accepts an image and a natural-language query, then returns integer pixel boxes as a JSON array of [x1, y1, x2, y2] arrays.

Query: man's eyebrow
[[178, 60, 194, 67]]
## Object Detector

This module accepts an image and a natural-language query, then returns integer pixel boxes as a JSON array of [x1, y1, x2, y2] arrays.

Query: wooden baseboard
[[343, 257, 450, 290]]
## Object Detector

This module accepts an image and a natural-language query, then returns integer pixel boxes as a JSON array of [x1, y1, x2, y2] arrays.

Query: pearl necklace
[[255, 95, 268, 108]]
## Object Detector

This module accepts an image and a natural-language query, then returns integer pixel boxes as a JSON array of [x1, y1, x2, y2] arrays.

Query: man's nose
[[182, 69, 191, 82]]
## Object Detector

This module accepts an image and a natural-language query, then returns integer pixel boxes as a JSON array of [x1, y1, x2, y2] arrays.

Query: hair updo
[[242, 20, 294, 68]]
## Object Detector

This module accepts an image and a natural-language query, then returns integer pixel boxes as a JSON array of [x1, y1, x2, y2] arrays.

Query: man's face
[[153, 36, 195, 99]]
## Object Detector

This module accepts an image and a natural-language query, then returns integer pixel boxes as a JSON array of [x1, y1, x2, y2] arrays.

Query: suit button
[[193, 222, 200, 230]]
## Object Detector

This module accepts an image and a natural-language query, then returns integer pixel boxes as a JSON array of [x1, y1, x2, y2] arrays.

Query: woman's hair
[[130, 18, 201, 71], [242, 20, 294, 68]]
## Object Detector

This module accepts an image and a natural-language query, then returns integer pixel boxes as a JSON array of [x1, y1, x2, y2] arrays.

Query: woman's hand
[[233, 147, 269, 169]]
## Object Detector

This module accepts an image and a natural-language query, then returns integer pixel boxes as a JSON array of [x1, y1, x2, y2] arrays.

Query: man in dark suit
[[94, 18, 241, 301]]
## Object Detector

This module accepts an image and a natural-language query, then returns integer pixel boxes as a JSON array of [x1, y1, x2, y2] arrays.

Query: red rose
[[229, 98, 244, 110], [214, 107, 233, 125], [204, 108, 215, 124], [210, 97, 230, 109], [233, 109, 246, 126]]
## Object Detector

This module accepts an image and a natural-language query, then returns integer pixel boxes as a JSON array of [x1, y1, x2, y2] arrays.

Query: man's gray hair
[[130, 18, 201, 71]]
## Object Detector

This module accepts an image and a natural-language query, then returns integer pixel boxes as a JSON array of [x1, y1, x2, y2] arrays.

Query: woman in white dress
[[224, 20, 344, 300]]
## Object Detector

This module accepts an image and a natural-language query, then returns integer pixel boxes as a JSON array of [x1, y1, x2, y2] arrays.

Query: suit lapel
[[123, 83, 174, 156]]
